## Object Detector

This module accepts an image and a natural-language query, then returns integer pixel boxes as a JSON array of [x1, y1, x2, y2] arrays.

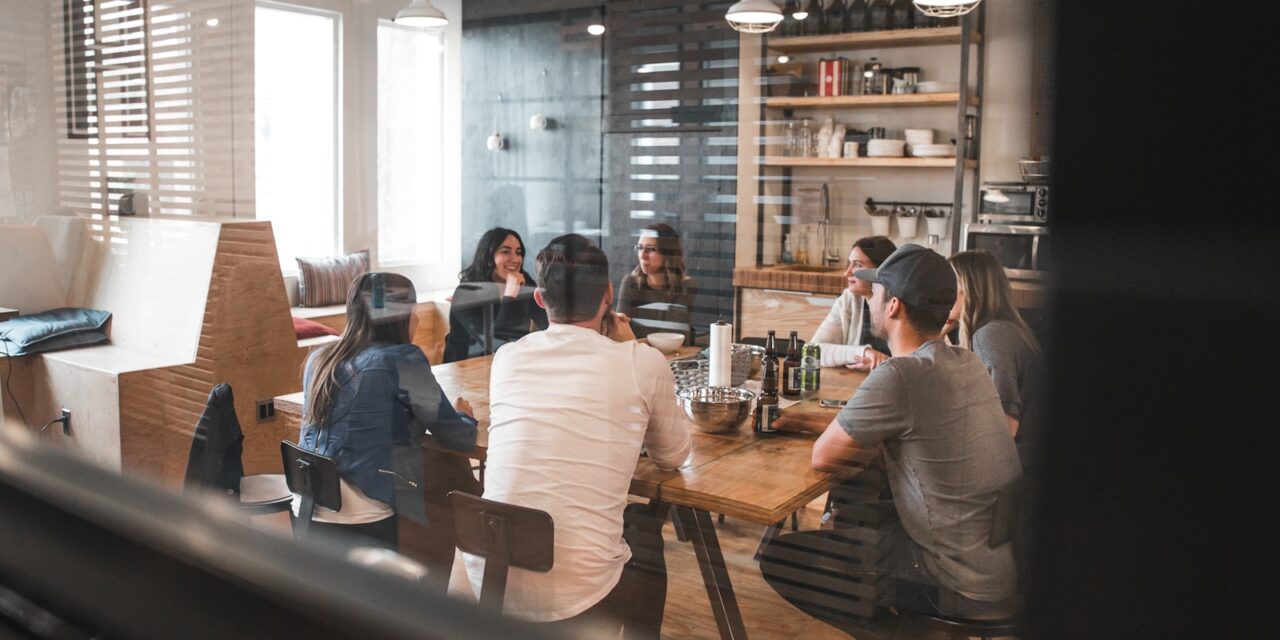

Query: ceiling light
[[587, 23, 606, 36], [725, 0, 783, 34], [912, 0, 983, 18], [395, 0, 448, 28], [205, 18, 219, 28]]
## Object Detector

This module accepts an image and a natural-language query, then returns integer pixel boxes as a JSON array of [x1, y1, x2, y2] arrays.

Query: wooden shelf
[[761, 156, 975, 169], [763, 92, 976, 109], [766, 27, 980, 54]]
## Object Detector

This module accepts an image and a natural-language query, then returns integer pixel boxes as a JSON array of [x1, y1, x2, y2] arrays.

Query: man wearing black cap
[[760, 244, 1022, 628]]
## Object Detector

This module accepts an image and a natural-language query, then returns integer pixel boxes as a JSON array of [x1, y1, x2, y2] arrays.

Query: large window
[[376, 20, 445, 265], [255, 3, 340, 272]]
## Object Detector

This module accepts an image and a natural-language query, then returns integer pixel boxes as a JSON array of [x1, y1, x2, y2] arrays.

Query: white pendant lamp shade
[[395, 0, 449, 28], [725, 0, 783, 34], [912, 0, 983, 18]]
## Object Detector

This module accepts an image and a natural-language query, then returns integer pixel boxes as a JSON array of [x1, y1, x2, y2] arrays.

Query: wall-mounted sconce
[[529, 114, 548, 131], [486, 132, 505, 151], [587, 23, 606, 36]]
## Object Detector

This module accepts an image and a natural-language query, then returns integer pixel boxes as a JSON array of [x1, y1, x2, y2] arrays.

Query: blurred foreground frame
[[0, 427, 577, 640]]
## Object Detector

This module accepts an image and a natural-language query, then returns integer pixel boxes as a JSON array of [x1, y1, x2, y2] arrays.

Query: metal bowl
[[676, 386, 755, 434], [740, 345, 765, 380]]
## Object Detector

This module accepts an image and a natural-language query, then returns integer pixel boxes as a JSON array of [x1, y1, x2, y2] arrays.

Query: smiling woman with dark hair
[[443, 227, 549, 362], [809, 235, 896, 371]]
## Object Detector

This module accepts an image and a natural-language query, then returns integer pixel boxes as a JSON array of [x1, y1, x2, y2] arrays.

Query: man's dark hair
[[535, 234, 610, 323], [883, 284, 950, 335]]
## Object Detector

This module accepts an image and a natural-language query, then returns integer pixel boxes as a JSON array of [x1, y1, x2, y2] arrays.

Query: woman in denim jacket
[[296, 272, 476, 550]]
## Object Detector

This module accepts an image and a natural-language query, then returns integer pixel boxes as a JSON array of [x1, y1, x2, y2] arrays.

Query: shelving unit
[[746, 10, 988, 260], [762, 156, 976, 169], [766, 25, 979, 53], [764, 92, 977, 109]]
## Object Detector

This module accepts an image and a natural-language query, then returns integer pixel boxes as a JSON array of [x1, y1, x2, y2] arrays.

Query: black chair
[[183, 383, 291, 514], [280, 441, 342, 538], [448, 491, 554, 612], [905, 479, 1023, 639]]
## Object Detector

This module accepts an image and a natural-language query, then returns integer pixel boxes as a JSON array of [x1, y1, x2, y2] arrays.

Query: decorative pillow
[[296, 250, 370, 307], [292, 316, 340, 340], [0, 307, 111, 356]]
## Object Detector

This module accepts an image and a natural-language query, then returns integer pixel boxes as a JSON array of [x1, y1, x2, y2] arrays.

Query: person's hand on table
[[846, 348, 889, 372], [603, 311, 636, 342], [772, 412, 833, 434], [502, 271, 526, 298], [453, 397, 474, 418]]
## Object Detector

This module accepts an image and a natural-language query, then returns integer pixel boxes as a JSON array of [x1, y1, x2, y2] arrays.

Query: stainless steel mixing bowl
[[676, 386, 755, 434]]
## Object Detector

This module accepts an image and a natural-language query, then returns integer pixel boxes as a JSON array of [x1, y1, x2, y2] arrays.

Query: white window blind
[[53, 0, 255, 219], [254, 2, 340, 272], [376, 20, 444, 265]]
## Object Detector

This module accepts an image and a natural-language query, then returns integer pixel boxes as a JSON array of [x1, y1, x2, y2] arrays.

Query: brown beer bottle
[[781, 331, 802, 399], [755, 332, 782, 435]]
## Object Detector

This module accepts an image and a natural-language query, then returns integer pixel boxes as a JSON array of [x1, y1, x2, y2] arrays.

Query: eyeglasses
[[635, 245, 661, 254]]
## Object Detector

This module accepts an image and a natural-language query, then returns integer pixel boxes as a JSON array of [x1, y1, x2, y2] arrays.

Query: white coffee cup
[[843, 141, 859, 158]]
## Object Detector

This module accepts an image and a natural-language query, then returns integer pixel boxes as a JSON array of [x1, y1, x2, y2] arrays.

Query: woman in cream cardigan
[[809, 236, 896, 370]]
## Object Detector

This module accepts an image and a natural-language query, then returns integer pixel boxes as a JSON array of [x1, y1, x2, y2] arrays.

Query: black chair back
[[281, 441, 342, 538], [448, 491, 553, 611]]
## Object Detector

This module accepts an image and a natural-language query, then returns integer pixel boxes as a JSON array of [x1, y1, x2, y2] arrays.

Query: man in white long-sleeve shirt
[[466, 233, 692, 637]]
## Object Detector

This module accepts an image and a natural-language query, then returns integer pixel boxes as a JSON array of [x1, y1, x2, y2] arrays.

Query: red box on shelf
[[819, 57, 848, 97]]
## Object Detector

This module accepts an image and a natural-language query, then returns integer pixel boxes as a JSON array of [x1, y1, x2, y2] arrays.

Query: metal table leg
[[672, 505, 749, 640]]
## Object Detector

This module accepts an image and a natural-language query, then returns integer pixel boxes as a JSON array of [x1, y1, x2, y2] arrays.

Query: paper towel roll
[[709, 322, 732, 387]]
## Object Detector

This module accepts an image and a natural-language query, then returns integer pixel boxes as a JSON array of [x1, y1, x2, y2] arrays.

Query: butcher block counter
[[732, 265, 844, 340]]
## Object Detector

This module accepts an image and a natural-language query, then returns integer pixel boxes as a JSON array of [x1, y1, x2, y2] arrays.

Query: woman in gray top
[[949, 250, 1043, 468], [616, 223, 695, 339]]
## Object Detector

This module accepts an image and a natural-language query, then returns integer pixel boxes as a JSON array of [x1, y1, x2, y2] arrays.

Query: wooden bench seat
[[1, 217, 304, 484]]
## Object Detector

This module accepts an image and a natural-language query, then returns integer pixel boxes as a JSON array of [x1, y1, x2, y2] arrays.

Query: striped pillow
[[296, 250, 370, 307]]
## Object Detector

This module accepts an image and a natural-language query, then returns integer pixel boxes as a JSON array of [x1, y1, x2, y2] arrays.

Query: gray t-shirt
[[972, 320, 1042, 467], [837, 339, 1021, 601]]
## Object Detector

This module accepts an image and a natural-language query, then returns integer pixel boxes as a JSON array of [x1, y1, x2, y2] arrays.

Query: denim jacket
[[301, 343, 477, 524]]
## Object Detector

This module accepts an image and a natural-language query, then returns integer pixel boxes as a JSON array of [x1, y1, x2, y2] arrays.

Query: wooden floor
[[262, 496, 964, 638], [442, 494, 957, 640]]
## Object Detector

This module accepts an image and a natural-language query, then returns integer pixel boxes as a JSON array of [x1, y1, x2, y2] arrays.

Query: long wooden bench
[[291, 298, 451, 365], [1, 217, 305, 485]]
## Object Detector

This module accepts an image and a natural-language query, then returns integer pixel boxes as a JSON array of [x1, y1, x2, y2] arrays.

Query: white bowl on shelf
[[867, 139, 906, 157], [909, 143, 956, 158], [646, 332, 686, 354], [904, 129, 934, 146], [915, 81, 959, 94]]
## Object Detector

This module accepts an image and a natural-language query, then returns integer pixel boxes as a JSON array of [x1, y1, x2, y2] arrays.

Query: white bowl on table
[[646, 332, 686, 354]]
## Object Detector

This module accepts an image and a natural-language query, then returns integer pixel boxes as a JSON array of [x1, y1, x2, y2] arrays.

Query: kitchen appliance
[[962, 223, 1050, 280], [978, 181, 1049, 224]]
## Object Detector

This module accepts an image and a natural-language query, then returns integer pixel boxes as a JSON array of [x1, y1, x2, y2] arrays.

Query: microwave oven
[[962, 224, 1050, 281], [979, 182, 1049, 224]]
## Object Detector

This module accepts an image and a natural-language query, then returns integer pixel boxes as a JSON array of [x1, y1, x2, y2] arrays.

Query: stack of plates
[[866, 139, 906, 158], [915, 81, 959, 94], [910, 143, 956, 158]]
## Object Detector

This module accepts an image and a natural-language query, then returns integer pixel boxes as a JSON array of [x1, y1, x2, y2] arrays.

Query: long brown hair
[[949, 250, 1039, 353], [303, 272, 417, 425], [631, 223, 689, 295]]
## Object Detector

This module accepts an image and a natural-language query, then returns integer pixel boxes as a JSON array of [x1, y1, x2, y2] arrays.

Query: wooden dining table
[[275, 344, 870, 640]]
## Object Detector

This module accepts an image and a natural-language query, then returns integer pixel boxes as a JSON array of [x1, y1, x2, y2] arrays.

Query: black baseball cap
[[853, 244, 957, 313]]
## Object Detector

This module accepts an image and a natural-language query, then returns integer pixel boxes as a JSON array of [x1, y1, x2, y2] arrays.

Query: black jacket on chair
[[183, 383, 245, 496]]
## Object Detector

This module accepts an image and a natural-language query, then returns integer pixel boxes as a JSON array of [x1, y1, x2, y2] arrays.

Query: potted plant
[[868, 207, 892, 236], [896, 206, 919, 238], [924, 208, 949, 237]]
